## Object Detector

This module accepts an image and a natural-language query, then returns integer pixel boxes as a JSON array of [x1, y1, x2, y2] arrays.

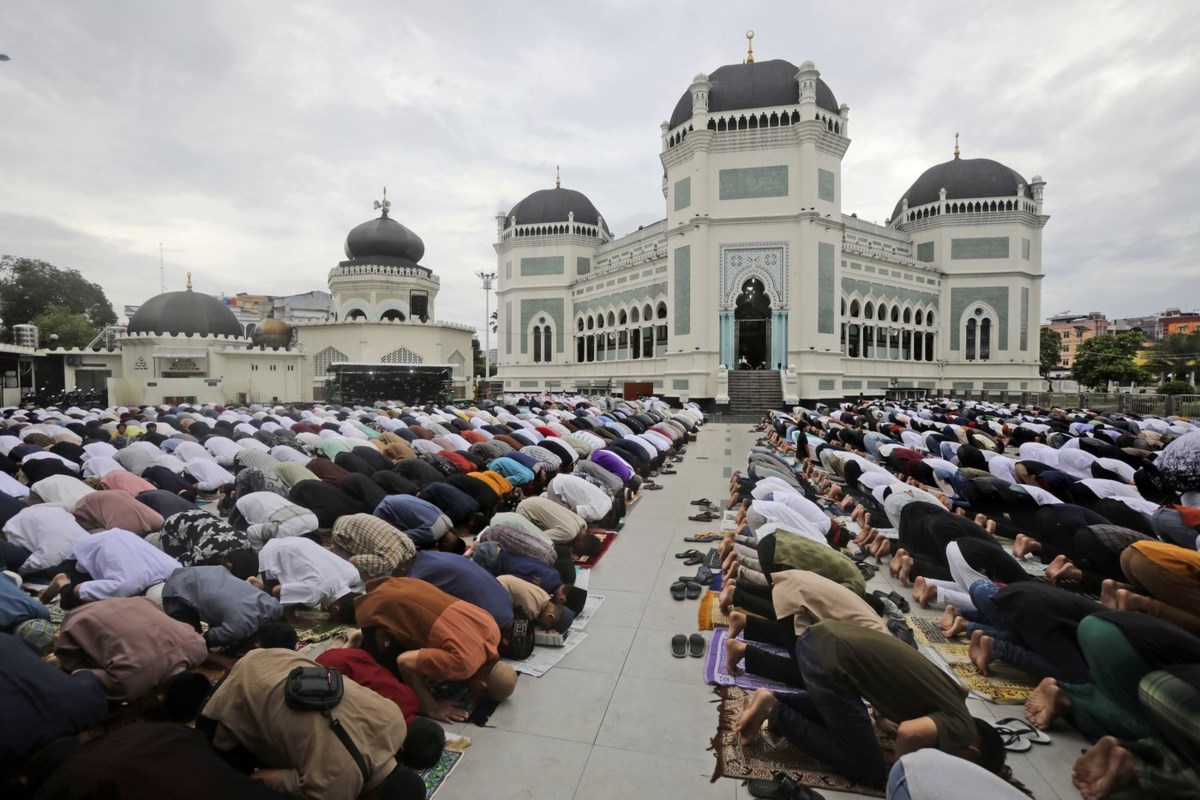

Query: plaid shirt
[[332, 513, 415, 578]]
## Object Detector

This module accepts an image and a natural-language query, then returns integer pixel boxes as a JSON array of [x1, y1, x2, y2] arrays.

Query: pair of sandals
[[689, 510, 721, 522], [993, 718, 1051, 751], [670, 566, 714, 600], [871, 589, 910, 614], [671, 632, 706, 658], [675, 548, 709, 566], [746, 772, 824, 800]]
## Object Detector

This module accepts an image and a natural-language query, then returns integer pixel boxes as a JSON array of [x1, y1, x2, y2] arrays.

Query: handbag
[[284, 666, 371, 784]]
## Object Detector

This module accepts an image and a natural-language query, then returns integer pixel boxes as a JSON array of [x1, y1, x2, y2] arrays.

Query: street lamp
[[476, 270, 496, 384]]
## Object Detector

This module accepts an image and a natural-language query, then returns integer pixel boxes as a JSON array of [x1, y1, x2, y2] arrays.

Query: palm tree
[[1146, 331, 1200, 385]]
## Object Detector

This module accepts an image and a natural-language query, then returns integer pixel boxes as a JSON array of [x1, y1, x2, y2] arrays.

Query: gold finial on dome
[[954, 132, 960, 160], [186, 271, 192, 291], [745, 30, 755, 63], [373, 187, 391, 218], [555, 165, 560, 189]]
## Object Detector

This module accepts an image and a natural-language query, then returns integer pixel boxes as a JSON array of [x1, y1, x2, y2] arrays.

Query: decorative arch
[[380, 307, 406, 322], [381, 347, 423, 364], [447, 349, 466, 378], [313, 346, 349, 375]]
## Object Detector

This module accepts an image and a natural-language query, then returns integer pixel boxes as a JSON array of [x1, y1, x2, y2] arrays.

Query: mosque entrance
[[733, 277, 772, 370]]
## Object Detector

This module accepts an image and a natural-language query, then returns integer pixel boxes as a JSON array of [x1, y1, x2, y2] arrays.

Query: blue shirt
[[407, 551, 514, 628], [499, 552, 563, 593], [487, 457, 535, 487], [0, 577, 50, 631], [373, 495, 446, 546]]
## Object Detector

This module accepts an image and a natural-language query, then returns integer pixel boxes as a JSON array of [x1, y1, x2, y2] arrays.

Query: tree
[[0, 256, 117, 343], [32, 306, 101, 349], [1070, 331, 1151, 391], [1039, 328, 1063, 384], [1159, 380, 1196, 395], [1145, 331, 1200, 386], [471, 335, 486, 378]]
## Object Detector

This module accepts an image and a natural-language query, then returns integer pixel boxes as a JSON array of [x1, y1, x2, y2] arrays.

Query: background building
[[1042, 311, 1109, 372]]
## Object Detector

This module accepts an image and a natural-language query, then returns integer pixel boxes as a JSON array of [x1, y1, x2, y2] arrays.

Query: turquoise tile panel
[[520, 256, 564, 276], [950, 237, 1010, 260], [718, 166, 788, 200], [674, 246, 691, 335], [817, 242, 835, 334]]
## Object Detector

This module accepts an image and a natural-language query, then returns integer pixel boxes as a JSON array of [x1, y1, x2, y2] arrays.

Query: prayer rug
[[572, 530, 617, 569], [709, 685, 888, 797], [703, 626, 801, 695], [422, 734, 470, 797], [907, 616, 1040, 705], [697, 590, 730, 631]]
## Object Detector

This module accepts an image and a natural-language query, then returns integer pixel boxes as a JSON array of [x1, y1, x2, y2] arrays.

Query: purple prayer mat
[[703, 625, 802, 695]]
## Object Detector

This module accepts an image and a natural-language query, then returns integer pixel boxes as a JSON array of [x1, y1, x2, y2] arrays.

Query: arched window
[[980, 317, 992, 360], [864, 301, 875, 320], [841, 298, 847, 316], [966, 318, 977, 360], [587, 316, 594, 330], [618, 309, 627, 325], [606, 311, 616, 327], [381, 309, 405, 322], [577, 318, 584, 331], [345, 309, 367, 321], [850, 299, 861, 317], [927, 309, 936, 326], [964, 307, 993, 361], [915, 309, 924, 326], [877, 303, 888, 322], [631, 307, 640, 323], [903, 308, 912, 324], [891, 306, 900, 323]]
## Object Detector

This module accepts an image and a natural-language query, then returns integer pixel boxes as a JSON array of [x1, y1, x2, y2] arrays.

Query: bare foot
[[839, 495, 854, 511], [735, 689, 779, 747], [39, 573, 71, 605], [969, 629, 994, 676], [913, 578, 938, 608], [896, 554, 915, 585], [943, 616, 969, 638], [939, 604, 958, 631], [1100, 579, 1118, 610], [889, 548, 908, 577], [955, 506, 967, 516], [1045, 555, 1083, 584], [719, 581, 736, 614], [1025, 677, 1070, 730], [345, 629, 363, 649], [725, 637, 747, 676], [1114, 588, 1151, 614], [984, 518, 997, 536], [1073, 736, 1137, 800], [728, 610, 746, 640], [974, 513, 989, 528], [1013, 534, 1042, 559]]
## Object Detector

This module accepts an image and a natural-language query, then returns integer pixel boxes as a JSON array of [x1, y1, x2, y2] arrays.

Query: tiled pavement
[[438, 421, 1091, 799]]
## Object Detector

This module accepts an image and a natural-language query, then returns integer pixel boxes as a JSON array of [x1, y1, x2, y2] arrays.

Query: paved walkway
[[438, 421, 1087, 799]]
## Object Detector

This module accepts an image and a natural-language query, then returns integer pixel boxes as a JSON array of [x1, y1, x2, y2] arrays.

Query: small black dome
[[508, 187, 608, 231], [892, 157, 1031, 222], [669, 59, 838, 130], [127, 291, 242, 337], [344, 213, 425, 262]]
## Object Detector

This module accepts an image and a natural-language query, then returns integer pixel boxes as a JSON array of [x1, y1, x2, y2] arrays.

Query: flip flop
[[995, 717, 1052, 745], [671, 634, 687, 658], [746, 773, 825, 800], [689, 498, 712, 506], [994, 726, 1033, 752], [670, 581, 686, 601], [661, 467, 678, 475], [873, 589, 910, 614], [684, 554, 705, 566], [675, 549, 703, 560], [644, 483, 663, 490], [684, 531, 722, 543], [887, 617, 917, 649], [688, 512, 718, 522], [688, 633, 706, 657], [685, 581, 702, 599]]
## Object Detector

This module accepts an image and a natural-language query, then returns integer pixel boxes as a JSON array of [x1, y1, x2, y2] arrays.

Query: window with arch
[[380, 308, 406, 322], [531, 316, 554, 364], [864, 301, 875, 320], [849, 299, 861, 317], [964, 306, 994, 361], [655, 302, 668, 355]]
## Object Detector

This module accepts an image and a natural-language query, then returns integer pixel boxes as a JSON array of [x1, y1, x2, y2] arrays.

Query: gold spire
[[555, 165, 560, 189], [953, 132, 960, 159], [745, 30, 755, 63], [186, 271, 192, 291]]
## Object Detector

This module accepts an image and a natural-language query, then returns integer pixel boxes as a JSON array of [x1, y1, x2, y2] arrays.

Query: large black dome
[[669, 59, 838, 130], [127, 290, 242, 337], [344, 213, 425, 263], [508, 187, 607, 231], [891, 157, 1030, 222]]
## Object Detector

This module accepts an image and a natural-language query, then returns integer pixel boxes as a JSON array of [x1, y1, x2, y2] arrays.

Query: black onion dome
[[508, 187, 608, 231], [127, 291, 242, 337], [891, 158, 1031, 222], [344, 213, 425, 263], [669, 59, 838, 129]]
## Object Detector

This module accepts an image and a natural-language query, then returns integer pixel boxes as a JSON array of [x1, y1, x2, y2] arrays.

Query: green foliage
[[1039, 328, 1063, 379], [0, 256, 117, 343], [32, 306, 100, 349], [471, 336, 486, 378], [1145, 331, 1200, 384], [1159, 380, 1196, 395], [1070, 331, 1151, 391]]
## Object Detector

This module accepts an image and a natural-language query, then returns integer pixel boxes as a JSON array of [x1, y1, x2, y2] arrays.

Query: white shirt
[[270, 445, 310, 464], [204, 436, 244, 467], [258, 537, 360, 607], [184, 458, 235, 491], [547, 474, 611, 522], [30, 474, 95, 509], [766, 491, 832, 536], [751, 499, 826, 541], [21, 451, 80, 472], [82, 456, 125, 479], [172, 442, 214, 463], [72, 528, 182, 602], [82, 441, 119, 460], [3, 505, 89, 574], [237, 492, 318, 548], [0, 471, 30, 499]]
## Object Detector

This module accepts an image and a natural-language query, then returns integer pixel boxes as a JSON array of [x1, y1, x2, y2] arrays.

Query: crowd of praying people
[[0, 394, 704, 799], [718, 399, 1200, 800]]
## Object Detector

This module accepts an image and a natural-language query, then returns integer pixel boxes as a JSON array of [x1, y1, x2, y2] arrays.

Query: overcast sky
[[2, 1, 1198, 336]]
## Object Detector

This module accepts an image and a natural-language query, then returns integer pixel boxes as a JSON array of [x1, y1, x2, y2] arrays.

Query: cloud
[[1, 1, 1198, 334]]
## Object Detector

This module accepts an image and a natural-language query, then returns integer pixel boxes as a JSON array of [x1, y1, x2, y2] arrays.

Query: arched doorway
[[734, 277, 772, 369]]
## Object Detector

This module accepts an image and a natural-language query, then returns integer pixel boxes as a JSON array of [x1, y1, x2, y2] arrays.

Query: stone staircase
[[727, 370, 782, 414]]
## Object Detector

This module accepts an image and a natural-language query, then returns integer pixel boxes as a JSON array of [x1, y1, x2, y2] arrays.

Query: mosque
[[494, 36, 1047, 410], [4, 195, 475, 407]]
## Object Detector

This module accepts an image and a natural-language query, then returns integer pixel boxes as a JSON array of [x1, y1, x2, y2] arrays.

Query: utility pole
[[475, 270, 496, 388]]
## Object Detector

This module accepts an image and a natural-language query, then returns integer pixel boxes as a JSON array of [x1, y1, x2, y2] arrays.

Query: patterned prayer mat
[[572, 530, 617, 569], [697, 590, 730, 631], [422, 734, 470, 797], [709, 685, 888, 797], [908, 616, 1040, 705], [703, 626, 801, 695]]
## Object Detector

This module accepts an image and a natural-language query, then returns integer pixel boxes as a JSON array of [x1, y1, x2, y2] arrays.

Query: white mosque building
[[494, 43, 1047, 410], [7, 198, 475, 407]]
